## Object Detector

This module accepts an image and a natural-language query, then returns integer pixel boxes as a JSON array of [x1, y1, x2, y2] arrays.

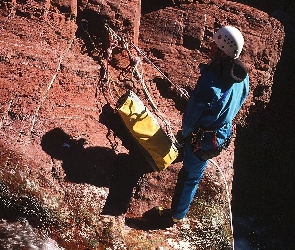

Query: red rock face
[[0, 0, 286, 249]]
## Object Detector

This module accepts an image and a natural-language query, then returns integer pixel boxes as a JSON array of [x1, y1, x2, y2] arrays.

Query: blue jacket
[[182, 61, 249, 150]]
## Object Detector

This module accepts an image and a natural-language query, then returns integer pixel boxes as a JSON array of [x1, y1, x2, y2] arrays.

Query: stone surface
[[0, 0, 289, 249]]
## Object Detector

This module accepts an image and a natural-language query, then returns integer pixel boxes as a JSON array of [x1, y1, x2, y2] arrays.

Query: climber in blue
[[171, 26, 250, 222]]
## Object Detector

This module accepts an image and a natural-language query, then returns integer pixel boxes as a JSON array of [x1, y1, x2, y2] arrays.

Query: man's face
[[209, 42, 219, 59], [209, 41, 228, 60]]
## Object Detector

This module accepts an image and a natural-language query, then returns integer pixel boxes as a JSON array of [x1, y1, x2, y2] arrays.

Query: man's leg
[[171, 142, 208, 220]]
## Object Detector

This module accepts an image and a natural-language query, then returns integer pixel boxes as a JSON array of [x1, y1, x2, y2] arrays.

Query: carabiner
[[81, 19, 89, 33]]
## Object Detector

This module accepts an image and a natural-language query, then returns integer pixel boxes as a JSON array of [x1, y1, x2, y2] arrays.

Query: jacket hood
[[230, 58, 248, 82], [201, 58, 248, 85]]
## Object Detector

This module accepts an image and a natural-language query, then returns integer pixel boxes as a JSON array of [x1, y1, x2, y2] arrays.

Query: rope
[[29, 35, 76, 135], [81, 19, 105, 65], [129, 41, 189, 100], [0, 40, 59, 57], [199, 14, 207, 51], [104, 23, 189, 101], [208, 159, 234, 249], [132, 57, 180, 147], [104, 24, 183, 147], [81, 20, 122, 108]]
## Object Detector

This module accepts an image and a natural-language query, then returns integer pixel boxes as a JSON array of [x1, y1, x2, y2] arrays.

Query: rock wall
[[0, 0, 285, 249]]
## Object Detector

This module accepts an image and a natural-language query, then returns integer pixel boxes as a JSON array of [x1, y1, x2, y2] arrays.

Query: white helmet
[[213, 26, 244, 59]]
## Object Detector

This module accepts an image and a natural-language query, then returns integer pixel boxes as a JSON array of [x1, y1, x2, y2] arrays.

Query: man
[[171, 26, 250, 222]]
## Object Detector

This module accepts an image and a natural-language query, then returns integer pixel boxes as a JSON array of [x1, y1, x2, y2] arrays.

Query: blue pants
[[172, 142, 208, 220]]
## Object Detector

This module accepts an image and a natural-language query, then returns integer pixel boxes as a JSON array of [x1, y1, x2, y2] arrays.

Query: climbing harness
[[192, 132, 232, 162]]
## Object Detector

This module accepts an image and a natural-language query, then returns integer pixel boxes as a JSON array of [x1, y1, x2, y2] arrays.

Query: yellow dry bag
[[117, 91, 178, 171]]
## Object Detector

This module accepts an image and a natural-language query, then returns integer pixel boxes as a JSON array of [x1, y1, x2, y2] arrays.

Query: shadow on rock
[[41, 103, 153, 216], [154, 77, 187, 113], [141, 0, 179, 15], [125, 207, 174, 230], [98, 104, 154, 215], [41, 128, 116, 187]]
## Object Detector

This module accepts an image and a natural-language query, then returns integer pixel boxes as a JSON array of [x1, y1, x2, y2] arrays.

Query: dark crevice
[[232, 2, 295, 249], [183, 34, 201, 50], [141, 0, 175, 15]]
